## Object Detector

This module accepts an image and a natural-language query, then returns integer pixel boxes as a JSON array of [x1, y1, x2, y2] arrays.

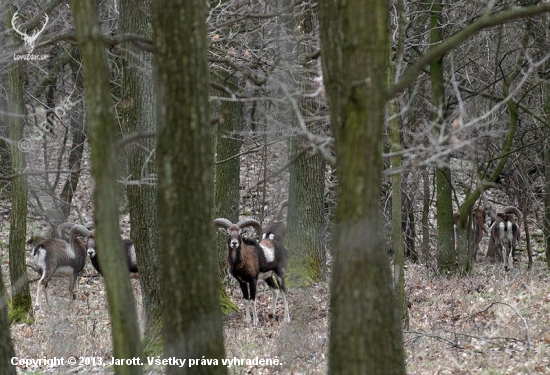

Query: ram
[[487, 206, 522, 271], [33, 224, 90, 307], [452, 203, 491, 259], [263, 200, 288, 244], [83, 223, 138, 275], [214, 217, 290, 324]]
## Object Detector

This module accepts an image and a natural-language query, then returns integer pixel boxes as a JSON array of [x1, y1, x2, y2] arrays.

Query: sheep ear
[[218, 227, 228, 235]]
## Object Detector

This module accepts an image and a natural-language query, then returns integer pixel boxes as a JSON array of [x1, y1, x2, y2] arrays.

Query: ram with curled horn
[[214, 217, 290, 324]]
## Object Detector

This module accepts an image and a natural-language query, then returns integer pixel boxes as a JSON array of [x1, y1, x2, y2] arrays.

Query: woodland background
[[1, 0, 550, 374]]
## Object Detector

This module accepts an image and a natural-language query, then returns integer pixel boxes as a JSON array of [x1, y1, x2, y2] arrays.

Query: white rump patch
[[260, 243, 275, 262], [34, 247, 47, 271]]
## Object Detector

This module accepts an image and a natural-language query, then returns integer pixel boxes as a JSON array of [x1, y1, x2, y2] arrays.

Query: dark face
[[227, 225, 241, 249], [86, 236, 97, 258]]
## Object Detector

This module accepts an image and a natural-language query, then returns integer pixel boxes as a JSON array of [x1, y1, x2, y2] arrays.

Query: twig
[[466, 301, 531, 350]]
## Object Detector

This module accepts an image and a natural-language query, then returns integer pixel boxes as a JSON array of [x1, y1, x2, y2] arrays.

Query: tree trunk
[[119, 0, 164, 354], [388, 0, 408, 327], [318, 0, 406, 373], [287, 141, 326, 286], [388, 91, 408, 328], [422, 167, 431, 263], [70, 1, 143, 373], [59, 47, 86, 222], [0, 266, 16, 375], [545, 142, 550, 269], [5, 3, 33, 323], [153, 0, 227, 372], [286, 4, 326, 287], [430, 2, 456, 274], [212, 72, 243, 314]]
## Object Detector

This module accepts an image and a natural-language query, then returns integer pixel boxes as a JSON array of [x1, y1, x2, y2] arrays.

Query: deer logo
[[11, 11, 49, 54]]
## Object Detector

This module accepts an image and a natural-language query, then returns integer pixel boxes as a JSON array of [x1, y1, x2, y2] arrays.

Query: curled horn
[[213, 218, 233, 230], [275, 200, 288, 221], [69, 224, 91, 239], [57, 222, 77, 239], [236, 218, 263, 239]]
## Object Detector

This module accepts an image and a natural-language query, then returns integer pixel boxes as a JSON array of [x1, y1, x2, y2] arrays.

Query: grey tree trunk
[[287, 140, 326, 286], [430, 2, 456, 274], [212, 72, 243, 314], [286, 5, 326, 287], [0, 268, 16, 375], [318, 0, 407, 373], [5, 3, 33, 323], [119, 0, 163, 354], [153, 0, 227, 372], [70, 1, 144, 374]]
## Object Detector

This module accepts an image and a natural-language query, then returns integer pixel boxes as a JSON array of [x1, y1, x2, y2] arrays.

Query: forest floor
[[3, 241, 550, 374]]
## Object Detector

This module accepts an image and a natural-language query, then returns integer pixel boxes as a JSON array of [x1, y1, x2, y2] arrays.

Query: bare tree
[[153, 0, 227, 373], [318, 0, 407, 372], [70, 1, 143, 374], [119, 0, 164, 354], [5, 2, 33, 322]]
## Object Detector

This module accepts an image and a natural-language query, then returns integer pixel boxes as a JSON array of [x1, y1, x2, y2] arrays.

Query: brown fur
[[33, 224, 90, 307], [453, 207, 487, 258], [214, 217, 290, 324]]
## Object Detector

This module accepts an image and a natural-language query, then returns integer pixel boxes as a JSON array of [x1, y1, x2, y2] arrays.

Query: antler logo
[[11, 11, 49, 54]]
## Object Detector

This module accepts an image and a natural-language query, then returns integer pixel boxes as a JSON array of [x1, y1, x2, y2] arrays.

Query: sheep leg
[[281, 290, 290, 323], [505, 240, 513, 271], [274, 274, 290, 323], [68, 274, 78, 305], [270, 289, 279, 315], [249, 279, 258, 325], [36, 271, 53, 307], [238, 281, 252, 323], [264, 277, 279, 316], [35, 282, 43, 307]]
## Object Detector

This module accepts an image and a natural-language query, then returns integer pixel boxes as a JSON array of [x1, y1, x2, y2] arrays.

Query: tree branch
[[387, 3, 550, 98]]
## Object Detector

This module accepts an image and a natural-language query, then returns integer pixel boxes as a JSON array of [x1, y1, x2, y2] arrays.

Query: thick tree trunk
[[430, 2, 456, 274], [287, 141, 326, 286], [70, 1, 143, 374], [5, 3, 33, 323], [153, 0, 227, 373], [545, 143, 550, 269], [0, 266, 16, 375], [119, 0, 164, 354], [212, 72, 243, 314], [318, 0, 406, 373], [286, 5, 326, 287]]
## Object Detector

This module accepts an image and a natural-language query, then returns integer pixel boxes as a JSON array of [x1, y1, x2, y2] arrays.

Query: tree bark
[[286, 3, 326, 287], [5, 2, 33, 323], [430, 2, 456, 274], [59, 47, 86, 222], [318, 0, 406, 373], [153, 0, 227, 372], [212, 71, 243, 314], [287, 142, 326, 286], [388, 0, 408, 327], [119, 0, 164, 354], [0, 267, 16, 375], [70, 1, 143, 373]]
